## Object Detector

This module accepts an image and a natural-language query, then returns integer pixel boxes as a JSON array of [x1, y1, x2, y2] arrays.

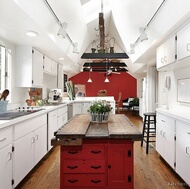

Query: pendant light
[[87, 66, 92, 83], [104, 60, 109, 82]]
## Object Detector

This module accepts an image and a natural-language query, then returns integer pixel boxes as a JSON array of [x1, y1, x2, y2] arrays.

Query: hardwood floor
[[16, 111, 190, 189]]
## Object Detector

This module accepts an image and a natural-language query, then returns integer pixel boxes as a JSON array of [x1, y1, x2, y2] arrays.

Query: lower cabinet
[[48, 110, 58, 151], [0, 127, 12, 189], [156, 112, 176, 169], [57, 106, 68, 128], [73, 102, 91, 116], [60, 140, 134, 189], [13, 114, 47, 187], [176, 120, 190, 186]]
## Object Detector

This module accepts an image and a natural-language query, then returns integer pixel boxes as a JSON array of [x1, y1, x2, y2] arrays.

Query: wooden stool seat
[[141, 112, 156, 154]]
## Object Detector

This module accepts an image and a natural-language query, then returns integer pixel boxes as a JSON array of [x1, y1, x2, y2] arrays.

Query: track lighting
[[57, 22, 68, 38], [129, 44, 135, 54], [73, 43, 79, 54], [139, 27, 148, 42]]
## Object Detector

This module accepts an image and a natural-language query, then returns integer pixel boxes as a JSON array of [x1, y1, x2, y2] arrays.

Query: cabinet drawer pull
[[67, 166, 78, 169], [164, 56, 167, 63], [187, 132, 190, 135], [68, 151, 78, 154], [68, 179, 78, 183], [161, 120, 165, 122], [0, 137, 6, 142], [7, 152, 12, 161], [91, 165, 101, 169], [35, 134, 38, 141], [186, 147, 189, 155], [186, 43, 190, 51], [91, 150, 101, 154], [91, 179, 101, 184]]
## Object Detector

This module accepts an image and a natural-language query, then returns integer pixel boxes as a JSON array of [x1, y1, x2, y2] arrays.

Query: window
[[0, 45, 6, 91], [0, 44, 11, 100]]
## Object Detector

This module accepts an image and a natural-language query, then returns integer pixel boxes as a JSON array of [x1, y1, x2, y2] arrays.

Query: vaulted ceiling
[[0, 0, 190, 78]]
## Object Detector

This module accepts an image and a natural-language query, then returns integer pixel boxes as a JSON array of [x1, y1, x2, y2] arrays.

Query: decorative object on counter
[[88, 100, 112, 123], [97, 89, 107, 96], [27, 88, 42, 106], [0, 89, 9, 113], [0, 89, 9, 101], [75, 84, 86, 97], [48, 89, 62, 104], [65, 80, 75, 100]]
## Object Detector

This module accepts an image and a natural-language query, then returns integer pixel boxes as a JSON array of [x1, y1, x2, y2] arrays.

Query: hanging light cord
[[43, 0, 76, 47]]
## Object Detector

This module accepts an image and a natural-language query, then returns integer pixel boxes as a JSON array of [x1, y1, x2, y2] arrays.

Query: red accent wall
[[69, 72, 137, 106]]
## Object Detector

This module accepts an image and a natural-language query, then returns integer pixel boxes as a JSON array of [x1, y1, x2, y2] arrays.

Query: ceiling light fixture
[[104, 60, 109, 82], [25, 30, 39, 37], [73, 43, 79, 54], [139, 27, 148, 42], [44, 0, 78, 52], [87, 63, 92, 82], [57, 22, 68, 38]]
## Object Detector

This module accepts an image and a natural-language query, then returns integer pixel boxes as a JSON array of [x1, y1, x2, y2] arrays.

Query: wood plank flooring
[[16, 111, 190, 189]]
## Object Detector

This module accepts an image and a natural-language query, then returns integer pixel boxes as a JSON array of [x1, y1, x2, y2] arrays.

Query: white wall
[[158, 59, 190, 112]]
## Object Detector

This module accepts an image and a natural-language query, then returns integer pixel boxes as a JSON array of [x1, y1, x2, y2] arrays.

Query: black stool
[[141, 112, 156, 154]]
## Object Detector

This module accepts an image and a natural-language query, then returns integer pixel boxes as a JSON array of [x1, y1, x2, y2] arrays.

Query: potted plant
[[88, 100, 112, 122]]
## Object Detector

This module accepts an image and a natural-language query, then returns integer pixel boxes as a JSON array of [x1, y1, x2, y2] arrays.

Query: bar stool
[[141, 112, 156, 154]]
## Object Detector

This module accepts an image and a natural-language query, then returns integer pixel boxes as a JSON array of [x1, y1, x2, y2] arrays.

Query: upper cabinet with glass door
[[16, 47, 43, 87]]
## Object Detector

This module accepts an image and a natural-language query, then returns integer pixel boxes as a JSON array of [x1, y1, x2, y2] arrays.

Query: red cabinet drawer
[[62, 144, 106, 159], [63, 160, 106, 173], [63, 174, 106, 187]]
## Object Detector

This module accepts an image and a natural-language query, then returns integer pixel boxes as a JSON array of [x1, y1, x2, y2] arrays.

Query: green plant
[[88, 100, 112, 114]]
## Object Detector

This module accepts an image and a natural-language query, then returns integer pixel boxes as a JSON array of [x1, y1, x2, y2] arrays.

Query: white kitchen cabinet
[[57, 106, 68, 128], [156, 35, 176, 69], [57, 63, 63, 89], [176, 120, 190, 185], [156, 112, 176, 169], [51, 60, 58, 76], [0, 127, 12, 189], [48, 110, 58, 151], [177, 21, 190, 61], [16, 47, 43, 87], [13, 114, 47, 187], [43, 55, 52, 73], [43, 56, 57, 76], [73, 102, 91, 116]]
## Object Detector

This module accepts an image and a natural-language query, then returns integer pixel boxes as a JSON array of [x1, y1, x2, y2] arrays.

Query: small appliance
[[48, 89, 62, 103]]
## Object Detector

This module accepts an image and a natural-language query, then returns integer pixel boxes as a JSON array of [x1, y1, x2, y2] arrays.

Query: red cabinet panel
[[108, 141, 133, 188]]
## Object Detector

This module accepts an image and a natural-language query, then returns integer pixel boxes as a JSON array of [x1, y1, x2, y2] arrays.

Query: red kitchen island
[[52, 114, 143, 189]]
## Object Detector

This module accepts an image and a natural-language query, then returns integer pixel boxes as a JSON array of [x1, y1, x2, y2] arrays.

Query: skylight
[[82, 0, 110, 23]]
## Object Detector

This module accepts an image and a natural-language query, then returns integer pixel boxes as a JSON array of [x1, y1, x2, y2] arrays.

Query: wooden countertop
[[53, 114, 143, 146]]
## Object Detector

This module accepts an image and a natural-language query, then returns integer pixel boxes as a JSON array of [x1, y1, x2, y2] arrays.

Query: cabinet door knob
[[108, 165, 111, 169]]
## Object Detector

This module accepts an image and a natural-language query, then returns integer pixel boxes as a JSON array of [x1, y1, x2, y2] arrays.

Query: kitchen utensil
[[0, 89, 9, 101]]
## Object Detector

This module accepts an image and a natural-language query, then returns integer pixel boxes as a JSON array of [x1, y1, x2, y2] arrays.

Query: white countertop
[[156, 108, 190, 124], [0, 103, 67, 130]]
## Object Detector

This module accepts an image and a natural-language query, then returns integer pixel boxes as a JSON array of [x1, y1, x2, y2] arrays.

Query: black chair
[[122, 97, 134, 110], [141, 112, 156, 154]]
